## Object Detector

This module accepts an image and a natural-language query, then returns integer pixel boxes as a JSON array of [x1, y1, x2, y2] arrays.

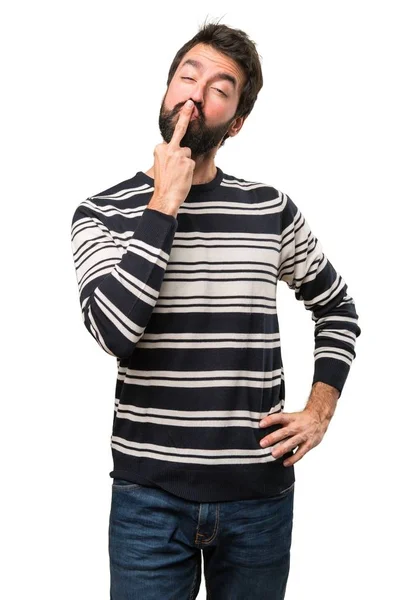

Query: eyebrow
[[180, 58, 238, 90]]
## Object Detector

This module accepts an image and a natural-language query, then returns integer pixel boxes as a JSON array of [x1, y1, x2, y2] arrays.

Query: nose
[[180, 99, 201, 122], [186, 103, 200, 119], [187, 83, 204, 109]]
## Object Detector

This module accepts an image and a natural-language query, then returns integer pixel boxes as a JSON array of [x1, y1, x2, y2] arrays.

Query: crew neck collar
[[136, 166, 224, 194]]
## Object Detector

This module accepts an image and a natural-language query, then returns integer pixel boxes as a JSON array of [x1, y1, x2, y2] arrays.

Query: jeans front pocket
[[112, 478, 143, 491], [265, 482, 295, 501]]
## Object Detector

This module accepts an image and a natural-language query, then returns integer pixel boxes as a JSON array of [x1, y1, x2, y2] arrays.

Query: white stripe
[[123, 367, 281, 379], [316, 330, 356, 344], [174, 231, 281, 241], [154, 297, 276, 309], [162, 270, 278, 281], [112, 266, 159, 303], [169, 237, 281, 249], [115, 402, 283, 427], [222, 177, 263, 186], [82, 200, 149, 215], [304, 274, 345, 308], [127, 237, 171, 263], [136, 339, 281, 350], [111, 437, 279, 465], [116, 365, 286, 379], [162, 267, 278, 278], [125, 244, 169, 268], [71, 216, 92, 238], [80, 201, 146, 219], [94, 289, 145, 337], [74, 235, 117, 266], [313, 315, 359, 325], [314, 351, 352, 366], [87, 305, 115, 356], [152, 305, 278, 314], [177, 204, 283, 216], [72, 228, 111, 259], [77, 258, 119, 289], [220, 181, 272, 191], [315, 346, 354, 360], [121, 372, 282, 389], [93, 295, 141, 342], [91, 184, 152, 199], [138, 332, 281, 340], [78, 266, 118, 296]]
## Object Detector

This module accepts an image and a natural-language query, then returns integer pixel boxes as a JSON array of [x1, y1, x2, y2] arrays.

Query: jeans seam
[[268, 482, 295, 500], [195, 503, 220, 545], [188, 555, 200, 600], [112, 479, 142, 491]]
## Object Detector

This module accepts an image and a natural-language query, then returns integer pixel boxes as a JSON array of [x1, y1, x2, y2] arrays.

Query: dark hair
[[165, 17, 263, 124]]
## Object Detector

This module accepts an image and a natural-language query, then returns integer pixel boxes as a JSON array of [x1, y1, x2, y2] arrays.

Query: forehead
[[176, 43, 245, 92]]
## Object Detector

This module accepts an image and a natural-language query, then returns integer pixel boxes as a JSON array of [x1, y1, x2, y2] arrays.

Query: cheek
[[208, 105, 224, 118], [164, 82, 186, 110], [204, 106, 231, 126], [163, 96, 176, 113]]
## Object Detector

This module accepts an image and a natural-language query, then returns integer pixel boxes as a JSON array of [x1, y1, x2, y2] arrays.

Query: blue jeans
[[109, 479, 295, 599]]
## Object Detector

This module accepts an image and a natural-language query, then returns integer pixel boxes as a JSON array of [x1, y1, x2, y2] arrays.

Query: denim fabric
[[109, 479, 294, 599]]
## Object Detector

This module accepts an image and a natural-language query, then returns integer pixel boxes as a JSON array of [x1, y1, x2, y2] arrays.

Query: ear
[[227, 115, 246, 138]]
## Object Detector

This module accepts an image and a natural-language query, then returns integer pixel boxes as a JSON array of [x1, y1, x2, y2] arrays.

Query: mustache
[[171, 101, 204, 122]]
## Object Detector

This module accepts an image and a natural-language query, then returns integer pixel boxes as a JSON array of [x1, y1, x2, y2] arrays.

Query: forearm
[[305, 381, 340, 423]]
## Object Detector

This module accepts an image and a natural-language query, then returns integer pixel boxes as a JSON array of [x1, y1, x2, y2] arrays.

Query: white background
[[2, 1, 399, 598]]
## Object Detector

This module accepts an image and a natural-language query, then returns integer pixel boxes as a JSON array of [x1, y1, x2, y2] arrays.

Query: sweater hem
[[109, 454, 295, 503]]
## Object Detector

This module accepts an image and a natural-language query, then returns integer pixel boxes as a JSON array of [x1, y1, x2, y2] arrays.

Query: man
[[71, 20, 361, 600]]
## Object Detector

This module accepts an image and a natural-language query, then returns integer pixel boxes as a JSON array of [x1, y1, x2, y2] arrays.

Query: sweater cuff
[[312, 357, 350, 398], [134, 206, 178, 245]]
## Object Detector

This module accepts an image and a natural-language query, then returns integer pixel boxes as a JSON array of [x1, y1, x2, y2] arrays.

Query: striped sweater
[[70, 166, 361, 502]]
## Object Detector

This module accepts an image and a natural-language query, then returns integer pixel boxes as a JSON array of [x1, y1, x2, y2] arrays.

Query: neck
[[145, 155, 218, 186]]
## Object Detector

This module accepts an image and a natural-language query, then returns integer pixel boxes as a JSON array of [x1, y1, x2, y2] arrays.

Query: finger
[[169, 100, 194, 147], [283, 444, 309, 467], [259, 427, 293, 447], [271, 435, 304, 458], [180, 146, 192, 158], [259, 412, 292, 428]]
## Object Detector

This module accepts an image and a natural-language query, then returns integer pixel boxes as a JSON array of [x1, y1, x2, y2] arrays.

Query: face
[[158, 43, 246, 158]]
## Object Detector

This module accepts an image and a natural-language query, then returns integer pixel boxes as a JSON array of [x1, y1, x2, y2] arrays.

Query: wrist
[[147, 194, 178, 218], [305, 382, 339, 422]]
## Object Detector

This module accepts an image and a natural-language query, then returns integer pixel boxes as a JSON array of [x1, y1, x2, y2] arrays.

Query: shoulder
[[71, 171, 152, 225], [86, 171, 152, 206], [220, 170, 287, 203]]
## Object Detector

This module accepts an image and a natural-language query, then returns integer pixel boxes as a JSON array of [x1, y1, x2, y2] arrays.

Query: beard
[[158, 99, 235, 159]]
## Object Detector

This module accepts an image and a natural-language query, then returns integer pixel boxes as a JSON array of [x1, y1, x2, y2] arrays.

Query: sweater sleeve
[[71, 204, 178, 359], [278, 193, 361, 398]]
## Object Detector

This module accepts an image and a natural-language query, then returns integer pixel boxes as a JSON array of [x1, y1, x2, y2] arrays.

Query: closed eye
[[180, 77, 227, 97]]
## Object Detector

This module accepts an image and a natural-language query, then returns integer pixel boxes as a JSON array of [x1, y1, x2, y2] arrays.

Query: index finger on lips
[[169, 100, 194, 147]]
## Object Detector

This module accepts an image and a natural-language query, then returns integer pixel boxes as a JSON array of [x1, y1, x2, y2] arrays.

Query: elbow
[[83, 306, 143, 359], [84, 319, 140, 359]]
